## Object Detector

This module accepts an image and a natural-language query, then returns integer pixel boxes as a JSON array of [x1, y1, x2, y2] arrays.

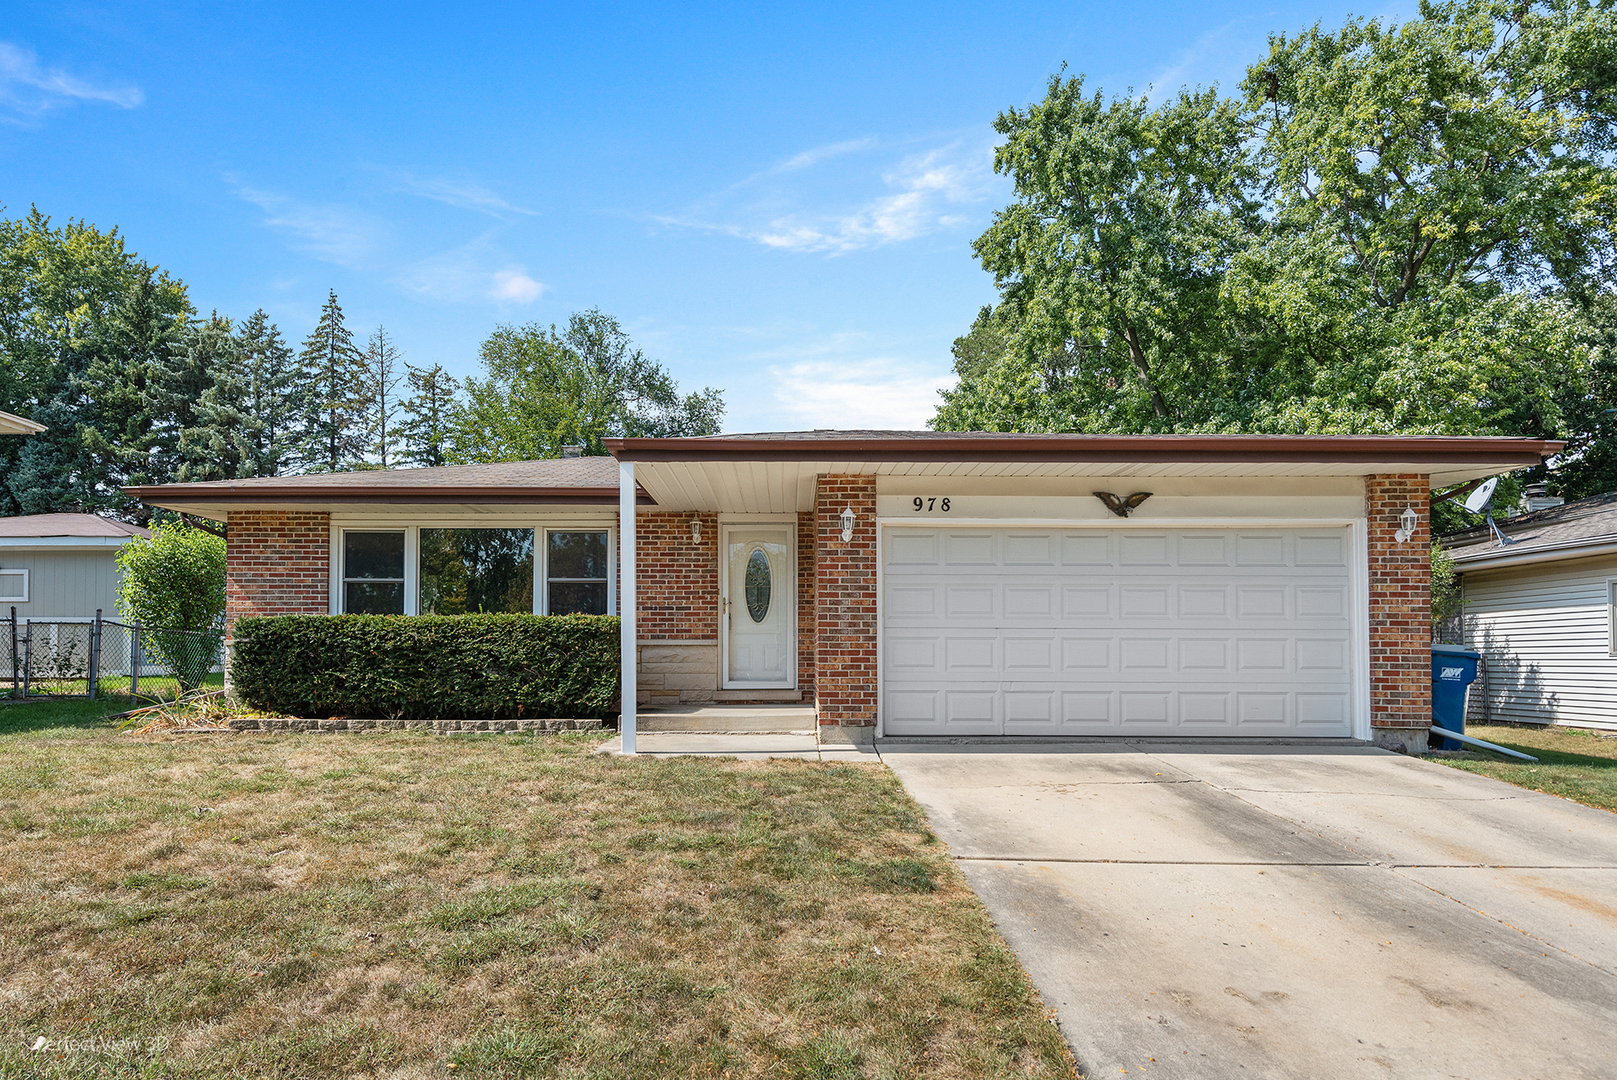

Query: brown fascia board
[[122, 484, 656, 506], [605, 434, 1564, 466]]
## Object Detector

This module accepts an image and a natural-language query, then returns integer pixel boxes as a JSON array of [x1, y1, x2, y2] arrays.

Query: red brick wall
[[633, 511, 719, 641], [797, 511, 815, 697], [225, 511, 331, 639], [814, 475, 878, 726], [1366, 474, 1431, 729]]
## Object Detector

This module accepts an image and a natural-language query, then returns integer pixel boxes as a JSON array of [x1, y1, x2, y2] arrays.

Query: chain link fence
[[4, 608, 224, 701]]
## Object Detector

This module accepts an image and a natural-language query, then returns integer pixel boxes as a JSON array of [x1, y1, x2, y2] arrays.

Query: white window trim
[[0, 568, 30, 604], [1607, 577, 1617, 656], [328, 517, 616, 616]]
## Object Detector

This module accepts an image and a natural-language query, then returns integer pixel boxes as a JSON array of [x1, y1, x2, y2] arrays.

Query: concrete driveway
[[880, 744, 1617, 1080]]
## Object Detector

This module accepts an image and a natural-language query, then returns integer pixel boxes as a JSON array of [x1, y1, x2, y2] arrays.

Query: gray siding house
[[1445, 491, 1617, 731], [0, 514, 149, 621]]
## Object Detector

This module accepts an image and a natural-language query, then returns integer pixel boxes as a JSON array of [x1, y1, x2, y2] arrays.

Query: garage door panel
[[882, 526, 1355, 737], [1061, 533, 1112, 565]]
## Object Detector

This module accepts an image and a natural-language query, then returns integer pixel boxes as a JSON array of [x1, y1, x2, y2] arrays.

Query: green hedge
[[230, 614, 619, 721]]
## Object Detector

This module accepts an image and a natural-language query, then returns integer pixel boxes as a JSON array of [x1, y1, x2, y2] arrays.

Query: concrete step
[[637, 704, 817, 733]]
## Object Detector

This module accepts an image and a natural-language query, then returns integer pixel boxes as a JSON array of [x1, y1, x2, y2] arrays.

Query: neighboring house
[[0, 409, 47, 436], [0, 514, 150, 621], [1442, 490, 1617, 731], [128, 431, 1558, 751]]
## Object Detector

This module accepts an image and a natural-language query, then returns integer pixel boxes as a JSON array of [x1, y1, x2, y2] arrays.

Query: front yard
[[1431, 722, 1617, 814], [0, 700, 1075, 1079]]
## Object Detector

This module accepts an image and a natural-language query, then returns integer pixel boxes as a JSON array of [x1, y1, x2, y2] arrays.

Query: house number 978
[[912, 498, 951, 512]]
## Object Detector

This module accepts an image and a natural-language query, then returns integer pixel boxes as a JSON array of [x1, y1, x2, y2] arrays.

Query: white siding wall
[[1461, 553, 1617, 730], [0, 549, 125, 620]]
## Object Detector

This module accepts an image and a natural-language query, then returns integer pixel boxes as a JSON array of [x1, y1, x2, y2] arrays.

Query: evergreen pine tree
[[158, 313, 233, 484], [297, 290, 366, 472], [361, 325, 402, 468], [396, 362, 461, 468], [233, 310, 303, 477]]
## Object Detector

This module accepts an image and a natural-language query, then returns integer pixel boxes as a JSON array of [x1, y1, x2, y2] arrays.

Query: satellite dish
[[1464, 477, 1498, 514]]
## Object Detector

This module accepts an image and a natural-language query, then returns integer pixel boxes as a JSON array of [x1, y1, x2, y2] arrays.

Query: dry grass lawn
[[1432, 722, 1617, 814], [0, 701, 1077, 1079]]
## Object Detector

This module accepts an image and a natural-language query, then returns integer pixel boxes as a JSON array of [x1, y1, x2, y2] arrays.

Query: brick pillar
[[1365, 475, 1432, 751], [814, 474, 877, 737], [225, 511, 332, 642]]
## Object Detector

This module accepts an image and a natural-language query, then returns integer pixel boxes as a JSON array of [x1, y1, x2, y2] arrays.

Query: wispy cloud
[[397, 236, 546, 306], [771, 356, 955, 429], [770, 138, 875, 175], [0, 41, 142, 119], [231, 181, 388, 270], [390, 172, 537, 218], [664, 135, 1001, 255]]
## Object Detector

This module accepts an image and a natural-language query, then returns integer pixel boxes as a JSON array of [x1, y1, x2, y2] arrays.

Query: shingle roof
[[1442, 490, 1617, 564], [0, 513, 149, 539]]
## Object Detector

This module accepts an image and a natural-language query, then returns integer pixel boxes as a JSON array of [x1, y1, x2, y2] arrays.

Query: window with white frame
[[1609, 580, 1617, 655], [336, 524, 612, 616], [544, 530, 610, 614], [342, 532, 406, 614], [0, 568, 27, 603]]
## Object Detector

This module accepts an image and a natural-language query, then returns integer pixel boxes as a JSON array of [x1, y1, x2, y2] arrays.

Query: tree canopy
[[450, 310, 724, 461], [936, 0, 1617, 499]]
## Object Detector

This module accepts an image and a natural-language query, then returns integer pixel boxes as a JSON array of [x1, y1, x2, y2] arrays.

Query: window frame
[[541, 528, 613, 616], [1608, 577, 1617, 656], [329, 517, 615, 617], [337, 529, 410, 615], [0, 568, 28, 604]]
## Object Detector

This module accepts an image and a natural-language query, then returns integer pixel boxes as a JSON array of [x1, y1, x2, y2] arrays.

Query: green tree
[[397, 361, 461, 468], [115, 521, 226, 692], [360, 325, 402, 468], [178, 310, 303, 481], [451, 309, 724, 462], [297, 290, 367, 472], [0, 208, 191, 518], [937, 1, 1616, 456]]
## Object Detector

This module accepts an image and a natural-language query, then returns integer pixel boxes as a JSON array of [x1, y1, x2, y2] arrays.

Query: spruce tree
[[297, 290, 366, 472], [158, 313, 234, 484], [179, 310, 302, 481], [361, 325, 402, 468], [397, 362, 461, 467]]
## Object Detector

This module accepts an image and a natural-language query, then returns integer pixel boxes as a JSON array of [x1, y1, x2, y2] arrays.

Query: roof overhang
[[0, 535, 138, 549], [0, 410, 46, 435], [1451, 533, 1617, 572], [124, 484, 653, 523], [606, 434, 1562, 514]]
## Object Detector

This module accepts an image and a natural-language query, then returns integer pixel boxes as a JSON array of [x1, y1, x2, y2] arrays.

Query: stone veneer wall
[[1365, 474, 1432, 751], [814, 474, 878, 727], [224, 510, 331, 640]]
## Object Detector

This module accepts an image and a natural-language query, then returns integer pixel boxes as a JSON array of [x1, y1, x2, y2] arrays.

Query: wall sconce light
[[1395, 505, 1418, 543], [840, 506, 855, 542], [690, 518, 702, 544]]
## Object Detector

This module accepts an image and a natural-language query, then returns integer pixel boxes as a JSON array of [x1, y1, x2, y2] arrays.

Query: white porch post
[[619, 459, 637, 755]]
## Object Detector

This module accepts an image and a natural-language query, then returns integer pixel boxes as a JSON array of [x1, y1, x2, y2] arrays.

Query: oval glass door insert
[[744, 549, 771, 622]]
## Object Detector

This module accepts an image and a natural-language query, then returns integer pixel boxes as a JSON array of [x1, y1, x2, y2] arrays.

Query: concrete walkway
[[879, 744, 1617, 1080], [594, 731, 877, 761]]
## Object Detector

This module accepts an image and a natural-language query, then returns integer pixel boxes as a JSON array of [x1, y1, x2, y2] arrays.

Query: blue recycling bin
[[1431, 644, 1481, 750]]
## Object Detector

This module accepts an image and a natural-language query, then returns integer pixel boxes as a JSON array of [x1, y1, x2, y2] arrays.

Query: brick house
[[129, 431, 1559, 752]]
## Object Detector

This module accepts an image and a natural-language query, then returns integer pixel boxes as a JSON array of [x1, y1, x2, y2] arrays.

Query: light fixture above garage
[[840, 506, 855, 542], [690, 518, 702, 544]]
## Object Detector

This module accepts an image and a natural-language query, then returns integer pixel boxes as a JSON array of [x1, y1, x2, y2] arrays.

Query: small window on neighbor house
[[343, 532, 405, 615], [419, 528, 535, 615], [1610, 581, 1617, 655], [545, 531, 609, 615], [0, 568, 27, 603]]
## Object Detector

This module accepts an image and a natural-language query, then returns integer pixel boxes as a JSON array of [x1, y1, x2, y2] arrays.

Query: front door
[[722, 523, 795, 687]]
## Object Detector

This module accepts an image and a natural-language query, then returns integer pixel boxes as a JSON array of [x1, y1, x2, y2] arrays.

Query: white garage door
[[882, 527, 1355, 737]]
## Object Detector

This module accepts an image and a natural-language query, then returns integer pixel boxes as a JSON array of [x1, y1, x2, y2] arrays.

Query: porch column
[[619, 460, 637, 754]]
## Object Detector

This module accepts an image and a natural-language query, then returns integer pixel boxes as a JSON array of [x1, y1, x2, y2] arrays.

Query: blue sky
[[3, 1, 1409, 433]]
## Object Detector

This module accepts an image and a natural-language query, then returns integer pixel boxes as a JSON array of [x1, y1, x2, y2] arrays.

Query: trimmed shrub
[[230, 614, 619, 721]]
